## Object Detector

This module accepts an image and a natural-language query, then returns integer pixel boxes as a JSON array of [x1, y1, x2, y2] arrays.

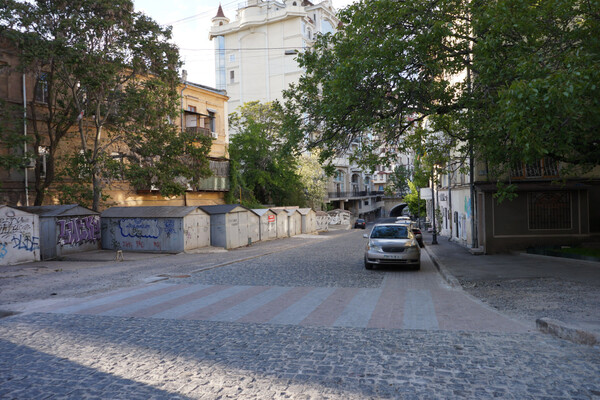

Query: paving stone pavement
[[1, 228, 599, 399], [1, 313, 599, 399]]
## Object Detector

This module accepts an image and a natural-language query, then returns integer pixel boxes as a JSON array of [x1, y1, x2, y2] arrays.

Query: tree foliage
[[297, 150, 328, 210], [227, 101, 305, 207], [284, 0, 600, 180], [385, 165, 412, 197], [2, 0, 211, 210], [0, 99, 29, 178], [404, 181, 426, 220]]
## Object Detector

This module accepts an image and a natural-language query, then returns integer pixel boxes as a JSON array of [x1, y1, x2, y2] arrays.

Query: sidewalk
[[422, 232, 600, 346]]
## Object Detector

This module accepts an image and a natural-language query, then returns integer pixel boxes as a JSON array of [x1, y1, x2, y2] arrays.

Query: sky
[[132, 0, 356, 88]]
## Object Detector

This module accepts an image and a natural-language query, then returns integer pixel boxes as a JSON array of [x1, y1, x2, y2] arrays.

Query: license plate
[[383, 254, 404, 259]]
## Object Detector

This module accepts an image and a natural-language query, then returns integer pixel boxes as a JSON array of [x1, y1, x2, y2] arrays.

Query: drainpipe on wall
[[180, 70, 188, 132], [22, 73, 29, 206], [180, 70, 188, 206]]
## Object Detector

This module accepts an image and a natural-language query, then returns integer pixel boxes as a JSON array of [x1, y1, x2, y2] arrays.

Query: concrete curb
[[426, 244, 600, 347], [423, 245, 461, 288], [536, 318, 600, 347]]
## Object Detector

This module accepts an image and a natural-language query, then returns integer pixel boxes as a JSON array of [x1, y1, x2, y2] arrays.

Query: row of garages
[[0, 204, 319, 265]]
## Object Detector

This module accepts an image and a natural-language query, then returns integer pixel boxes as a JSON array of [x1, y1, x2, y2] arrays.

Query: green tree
[[2, 0, 210, 210], [387, 165, 411, 196], [2, 0, 82, 205], [227, 101, 305, 207], [284, 0, 600, 180], [404, 181, 426, 221], [297, 150, 327, 210], [0, 99, 29, 180]]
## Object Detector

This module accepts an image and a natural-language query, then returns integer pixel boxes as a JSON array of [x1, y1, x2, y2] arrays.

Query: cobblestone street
[[1, 229, 599, 399]]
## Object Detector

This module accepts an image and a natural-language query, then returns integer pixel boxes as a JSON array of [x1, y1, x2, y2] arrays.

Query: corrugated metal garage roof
[[199, 204, 248, 215]]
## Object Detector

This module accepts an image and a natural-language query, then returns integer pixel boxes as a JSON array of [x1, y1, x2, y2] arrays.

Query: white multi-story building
[[210, 0, 383, 217], [210, 0, 338, 111]]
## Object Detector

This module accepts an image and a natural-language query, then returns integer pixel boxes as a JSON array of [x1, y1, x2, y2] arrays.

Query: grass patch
[[558, 247, 600, 258]]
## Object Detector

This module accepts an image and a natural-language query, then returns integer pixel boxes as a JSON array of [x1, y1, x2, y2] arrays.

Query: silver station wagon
[[363, 223, 421, 270]]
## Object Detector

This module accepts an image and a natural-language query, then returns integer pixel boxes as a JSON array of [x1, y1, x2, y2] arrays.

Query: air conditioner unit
[[211, 131, 218, 139]]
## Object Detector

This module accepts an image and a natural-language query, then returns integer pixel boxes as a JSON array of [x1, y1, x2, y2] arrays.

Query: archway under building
[[389, 203, 409, 217]]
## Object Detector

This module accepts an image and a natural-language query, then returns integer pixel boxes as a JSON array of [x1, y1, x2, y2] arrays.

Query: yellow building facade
[[0, 35, 230, 209], [105, 81, 231, 208]]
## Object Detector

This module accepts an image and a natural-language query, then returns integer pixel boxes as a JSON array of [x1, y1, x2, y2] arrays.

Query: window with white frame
[[35, 73, 49, 103]]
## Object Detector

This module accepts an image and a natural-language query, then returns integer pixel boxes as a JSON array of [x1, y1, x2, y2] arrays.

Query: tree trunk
[[92, 169, 102, 212]]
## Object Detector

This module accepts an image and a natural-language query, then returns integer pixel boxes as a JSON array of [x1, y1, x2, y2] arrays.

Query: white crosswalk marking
[[402, 289, 439, 330]]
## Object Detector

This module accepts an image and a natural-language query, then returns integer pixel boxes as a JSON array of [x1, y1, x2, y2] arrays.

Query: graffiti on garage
[[57, 216, 101, 246], [327, 209, 351, 226], [11, 233, 40, 252], [119, 218, 161, 239], [0, 215, 32, 240]]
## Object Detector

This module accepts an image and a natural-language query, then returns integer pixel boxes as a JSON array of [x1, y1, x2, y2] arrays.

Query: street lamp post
[[431, 166, 438, 245]]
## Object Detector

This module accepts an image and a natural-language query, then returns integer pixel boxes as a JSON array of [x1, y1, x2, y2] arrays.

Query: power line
[[166, 0, 239, 25]]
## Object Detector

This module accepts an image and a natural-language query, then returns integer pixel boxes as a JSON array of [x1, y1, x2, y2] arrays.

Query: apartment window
[[229, 54, 235, 62], [111, 152, 126, 180], [334, 170, 345, 192], [35, 73, 49, 103], [208, 111, 216, 132], [215, 36, 226, 90], [230, 70, 235, 83], [528, 191, 571, 230], [322, 19, 334, 34], [188, 105, 197, 112], [0, 60, 8, 98]]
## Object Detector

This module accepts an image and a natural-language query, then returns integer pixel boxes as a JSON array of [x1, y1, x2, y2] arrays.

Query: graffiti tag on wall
[[327, 209, 351, 225], [57, 216, 101, 246], [0, 215, 32, 240], [316, 213, 330, 231], [0, 211, 39, 260], [119, 218, 161, 239], [11, 234, 40, 251]]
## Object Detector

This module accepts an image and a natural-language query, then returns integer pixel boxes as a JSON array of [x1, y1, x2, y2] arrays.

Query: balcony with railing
[[328, 190, 384, 199], [511, 158, 559, 180], [185, 126, 212, 138], [198, 159, 230, 191]]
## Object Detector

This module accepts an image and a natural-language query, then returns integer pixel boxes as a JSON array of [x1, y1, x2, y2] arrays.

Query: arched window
[[321, 19, 334, 34]]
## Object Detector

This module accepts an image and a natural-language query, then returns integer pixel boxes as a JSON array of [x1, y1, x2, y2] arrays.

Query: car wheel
[[413, 263, 421, 271], [364, 261, 373, 270]]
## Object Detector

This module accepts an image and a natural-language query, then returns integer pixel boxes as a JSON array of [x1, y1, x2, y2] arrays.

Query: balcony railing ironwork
[[511, 158, 559, 179], [185, 126, 212, 138], [198, 160, 230, 191], [328, 190, 384, 199]]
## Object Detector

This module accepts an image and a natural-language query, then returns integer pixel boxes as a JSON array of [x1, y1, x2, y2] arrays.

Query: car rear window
[[371, 226, 408, 239]]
